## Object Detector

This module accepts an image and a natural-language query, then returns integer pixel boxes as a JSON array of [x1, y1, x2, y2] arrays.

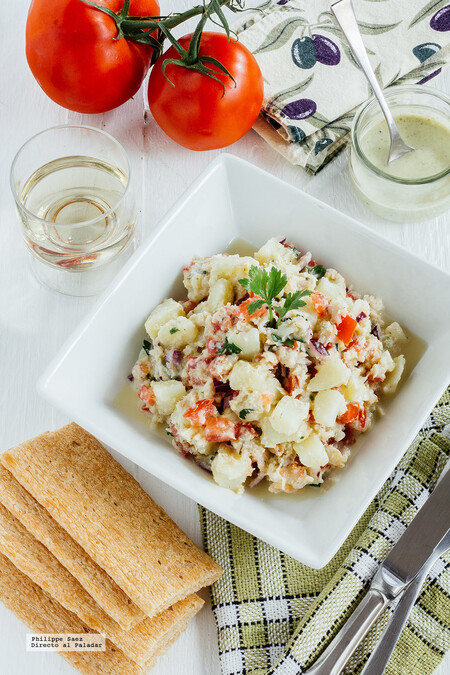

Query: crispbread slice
[[0, 551, 144, 675], [0, 502, 203, 665], [0, 464, 144, 631], [1, 423, 222, 618]]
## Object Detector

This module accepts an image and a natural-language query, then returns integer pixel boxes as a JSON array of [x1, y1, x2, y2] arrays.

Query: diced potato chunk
[[308, 357, 351, 391], [384, 322, 407, 343], [208, 279, 234, 311], [229, 361, 279, 397], [341, 373, 371, 403], [313, 390, 347, 427], [294, 433, 329, 470], [316, 275, 346, 301], [270, 396, 308, 435], [152, 380, 186, 416], [260, 417, 309, 447], [255, 239, 296, 265], [210, 255, 256, 285], [158, 317, 198, 348], [383, 355, 405, 394], [227, 328, 260, 360], [145, 299, 184, 339], [211, 446, 252, 491]]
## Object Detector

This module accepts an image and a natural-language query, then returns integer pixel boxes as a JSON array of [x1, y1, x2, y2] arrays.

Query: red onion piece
[[310, 338, 328, 356], [356, 312, 367, 322], [213, 378, 233, 395], [166, 349, 182, 367], [249, 472, 266, 488], [127, 373, 134, 382], [371, 324, 382, 340]]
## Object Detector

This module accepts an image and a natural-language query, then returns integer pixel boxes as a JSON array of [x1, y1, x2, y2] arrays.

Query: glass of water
[[10, 125, 138, 296]]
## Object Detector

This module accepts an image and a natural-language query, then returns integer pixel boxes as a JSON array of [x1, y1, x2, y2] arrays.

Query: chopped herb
[[239, 265, 311, 327], [146, 374, 156, 381], [217, 337, 242, 355], [271, 333, 304, 348], [308, 264, 326, 279], [142, 339, 152, 355], [276, 290, 312, 327], [239, 265, 286, 326], [335, 344, 339, 351], [309, 394, 315, 401], [166, 430, 174, 437], [169, 327, 180, 334], [239, 408, 253, 420], [310, 483, 322, 488]]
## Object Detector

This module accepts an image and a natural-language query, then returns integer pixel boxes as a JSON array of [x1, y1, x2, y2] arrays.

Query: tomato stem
[[81, 0, 244, 70]]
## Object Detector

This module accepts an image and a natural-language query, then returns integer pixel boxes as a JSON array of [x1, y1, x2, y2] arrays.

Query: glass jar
[[349, 85, 450, 223]]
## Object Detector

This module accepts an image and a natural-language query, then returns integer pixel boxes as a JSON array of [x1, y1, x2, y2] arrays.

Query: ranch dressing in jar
[[349, 85, 450, 222]]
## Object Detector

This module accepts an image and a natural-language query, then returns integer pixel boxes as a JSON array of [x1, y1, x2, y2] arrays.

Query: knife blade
[[304, 464, 450, 675]]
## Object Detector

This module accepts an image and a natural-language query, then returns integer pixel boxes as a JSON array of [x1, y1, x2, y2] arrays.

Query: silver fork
[[330, 0, 414, 164]]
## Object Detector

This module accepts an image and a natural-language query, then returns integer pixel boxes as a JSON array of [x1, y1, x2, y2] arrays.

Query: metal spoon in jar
[[330, 0, 414, 165]]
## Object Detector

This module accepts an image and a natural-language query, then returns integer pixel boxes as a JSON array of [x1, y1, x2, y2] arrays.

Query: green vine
[[81, 0, 246, 87]]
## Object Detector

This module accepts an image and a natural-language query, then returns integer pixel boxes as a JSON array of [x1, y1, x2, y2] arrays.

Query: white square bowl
[[38, 155, 450, 569]]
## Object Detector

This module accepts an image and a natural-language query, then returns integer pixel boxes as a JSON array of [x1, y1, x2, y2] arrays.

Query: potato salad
[[130, 239, 406, 494]]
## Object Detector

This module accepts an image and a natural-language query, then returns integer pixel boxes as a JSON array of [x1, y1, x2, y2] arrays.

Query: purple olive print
[[314, 138, 333, 155], [291, 37, 317, 69], [418, 67, 442, 84], [430, 6, 450, 31], [281, 98, 317, 120], [412, 42, 441, 62], [312, 35, 341, 66], [288, 126, 306, 143], [277, 0, 290, 4]]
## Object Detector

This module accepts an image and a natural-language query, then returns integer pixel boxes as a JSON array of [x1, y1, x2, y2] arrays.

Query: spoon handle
[[330, 0, 396, 129]]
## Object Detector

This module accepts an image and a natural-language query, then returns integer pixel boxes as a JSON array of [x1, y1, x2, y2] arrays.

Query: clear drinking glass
[[10, 125, 138, 296]]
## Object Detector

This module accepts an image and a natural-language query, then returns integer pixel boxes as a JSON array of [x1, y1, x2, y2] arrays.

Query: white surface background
[[0, 1, 448, 674]]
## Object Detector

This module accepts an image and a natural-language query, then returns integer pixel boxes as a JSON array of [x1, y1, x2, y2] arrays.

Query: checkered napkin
[[233, 0, 450, 173], [199, 387, 450, 675]]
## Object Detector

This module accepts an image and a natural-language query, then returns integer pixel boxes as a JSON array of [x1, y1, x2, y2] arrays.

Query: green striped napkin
[[200, 387, 450, 675]]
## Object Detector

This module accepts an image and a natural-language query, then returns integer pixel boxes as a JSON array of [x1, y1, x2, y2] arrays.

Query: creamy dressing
[[360, 114, 450, 180]]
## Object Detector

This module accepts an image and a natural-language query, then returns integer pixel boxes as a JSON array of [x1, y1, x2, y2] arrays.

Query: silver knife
[[304, 465, 450, 675], [361, 528, 450, 675]]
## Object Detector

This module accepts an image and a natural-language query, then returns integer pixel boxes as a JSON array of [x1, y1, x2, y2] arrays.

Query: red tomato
[[148, 32, 264, 151], [311, 292, 329, 316], [205, 417, 237, 443], [234, 297, 267, 322], [26, 0, 160, 113], [183, 399, 217, 426], [138, 384, 155, 408], [338, 403, 360, 424], [336, 315, 357, 345]]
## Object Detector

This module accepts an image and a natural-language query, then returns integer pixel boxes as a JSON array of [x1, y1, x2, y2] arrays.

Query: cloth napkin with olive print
[[233, 0, 450, 173], [199, 386, 450, 675]]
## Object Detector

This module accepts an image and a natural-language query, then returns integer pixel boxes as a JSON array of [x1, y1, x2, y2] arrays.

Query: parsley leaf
[[239, 267, 313, 328], [308, 264, 326, 279], [169, 327, 179, 334], [276, 290, 312, 327], [142, 339, 152, 355], [217, 337, 242, 355], [271, 333, 304, 348], [239, 265, 287, 325], [239, 408, 253, 419]]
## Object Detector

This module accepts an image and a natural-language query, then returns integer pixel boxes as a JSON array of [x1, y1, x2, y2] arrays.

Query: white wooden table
[[0, 2, 448, 674]]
